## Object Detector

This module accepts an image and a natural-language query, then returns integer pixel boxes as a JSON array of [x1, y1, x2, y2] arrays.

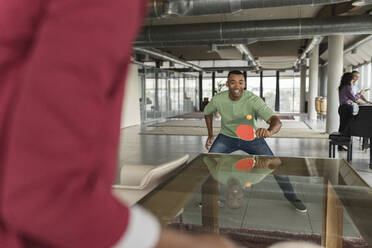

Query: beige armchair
[[112, 154, 189, 206]]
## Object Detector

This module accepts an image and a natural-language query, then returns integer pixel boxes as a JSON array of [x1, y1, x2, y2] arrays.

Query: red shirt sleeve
[[0, 0, 147, 247]]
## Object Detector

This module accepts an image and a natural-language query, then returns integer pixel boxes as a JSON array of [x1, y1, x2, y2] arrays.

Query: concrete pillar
[[300, 62, 307, 113], [121, 63, 141, 128], [326, 35, 344, 133], [319, 65, 328, 97], [308, 45, 319, 120]]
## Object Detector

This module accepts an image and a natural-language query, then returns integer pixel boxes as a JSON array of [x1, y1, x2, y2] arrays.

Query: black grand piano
[[349, 104, 372, 169]]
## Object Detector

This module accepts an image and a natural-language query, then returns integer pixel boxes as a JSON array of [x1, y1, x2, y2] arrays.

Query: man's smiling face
[[226, 73, 245, 100]]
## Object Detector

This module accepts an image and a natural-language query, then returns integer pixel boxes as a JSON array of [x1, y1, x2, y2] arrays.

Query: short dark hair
[[227, 70, 244, 78], [352, 70, 359, 74]]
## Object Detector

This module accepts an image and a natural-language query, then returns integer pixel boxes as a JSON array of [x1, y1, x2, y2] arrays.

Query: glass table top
[[138, 154, 372, 248]]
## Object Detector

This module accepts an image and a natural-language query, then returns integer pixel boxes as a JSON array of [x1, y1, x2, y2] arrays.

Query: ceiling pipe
[[148, 0, 352, 18], [134, 47, 203, 72], [159, 66, 296, 72], [136, 39, 263, 48], [235, 44, 260, 70], [294, 36, 323, 68], [136, 15, 372, 46]]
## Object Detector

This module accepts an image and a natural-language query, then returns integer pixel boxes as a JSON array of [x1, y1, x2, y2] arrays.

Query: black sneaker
[[290, 199, 307, 213]]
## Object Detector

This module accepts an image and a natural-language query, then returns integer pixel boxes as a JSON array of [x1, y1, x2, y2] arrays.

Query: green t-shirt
[[203, 90, 275, 138]]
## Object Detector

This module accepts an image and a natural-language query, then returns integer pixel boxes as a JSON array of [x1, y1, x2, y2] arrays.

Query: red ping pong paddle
[[235, 158, 255, 171], [236, 124, 255, 141]]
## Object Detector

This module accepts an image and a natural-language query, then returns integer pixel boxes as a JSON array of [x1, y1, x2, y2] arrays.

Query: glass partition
[[140, 68, 303, 124], [140, 68, 198, 123]]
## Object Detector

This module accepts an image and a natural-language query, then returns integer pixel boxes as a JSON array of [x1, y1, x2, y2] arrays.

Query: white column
[[319, 65, 328, 97], [300, 61, 307, 113], [121, 63, 141, 128], [326, 35, 344, 133], [308, 45, 319, 120]]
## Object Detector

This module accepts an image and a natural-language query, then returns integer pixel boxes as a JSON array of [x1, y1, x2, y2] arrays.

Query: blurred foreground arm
[[156, 228, 238, 248]]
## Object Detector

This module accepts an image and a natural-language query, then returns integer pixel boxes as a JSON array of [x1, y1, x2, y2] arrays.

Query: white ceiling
[[320, 34, 372, 68]]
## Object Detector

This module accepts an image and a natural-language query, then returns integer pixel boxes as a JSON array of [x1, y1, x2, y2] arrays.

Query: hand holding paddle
[[256, 157, 282, 169], [255, 128, 272, 138], [236, 125, 273, 140]]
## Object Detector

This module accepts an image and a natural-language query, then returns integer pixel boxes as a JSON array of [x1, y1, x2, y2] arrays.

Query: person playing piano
[[338, 72, 364, 150]]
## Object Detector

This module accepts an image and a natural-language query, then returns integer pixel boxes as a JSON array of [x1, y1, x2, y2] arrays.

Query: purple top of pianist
[[339, 85, 361, 105]]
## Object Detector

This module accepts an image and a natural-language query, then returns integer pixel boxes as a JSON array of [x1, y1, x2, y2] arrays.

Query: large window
[[144, 71, 156, 121], [355, 63, 372, 101], [202, 78, 213, 101], [185, 76, 197, 112], [215, 77, 228, 94], [279, 76, 300, 113], [263, 76, 276, 110], [158, 72, 167, 118], [246, 77, 260, 96], [169, 73, 180, 115], [258, 72, 301, 113]]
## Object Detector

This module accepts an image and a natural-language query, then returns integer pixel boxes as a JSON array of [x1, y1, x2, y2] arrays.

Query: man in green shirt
[[203, 70, 307, 212], [204, 70, 281, 150]]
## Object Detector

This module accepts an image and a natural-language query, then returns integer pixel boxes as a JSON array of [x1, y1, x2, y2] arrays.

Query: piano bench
[[329, 132, 353, 162]]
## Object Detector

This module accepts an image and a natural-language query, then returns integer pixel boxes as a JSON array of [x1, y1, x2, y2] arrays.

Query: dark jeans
[[209, 134, 297, 201], [338, 104, 354, 136]]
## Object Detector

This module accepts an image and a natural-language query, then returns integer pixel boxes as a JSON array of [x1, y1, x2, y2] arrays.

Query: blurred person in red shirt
[[0, 1, 238, 248]]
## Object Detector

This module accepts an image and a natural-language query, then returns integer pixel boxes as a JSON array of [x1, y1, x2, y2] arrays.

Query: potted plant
[[213, 81, 227, 118]]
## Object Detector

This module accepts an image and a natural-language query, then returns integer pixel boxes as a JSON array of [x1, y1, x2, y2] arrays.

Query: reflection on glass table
[[138, 154, 372, 248]]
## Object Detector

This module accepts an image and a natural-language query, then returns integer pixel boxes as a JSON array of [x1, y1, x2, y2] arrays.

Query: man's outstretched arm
[[205, 114, 214, 150], [256, 115, 282, 138]]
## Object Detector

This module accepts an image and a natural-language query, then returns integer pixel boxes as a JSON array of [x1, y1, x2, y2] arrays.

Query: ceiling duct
[[133, 47, 203, 71], [235, 44, 260, 70], [207, 44, 218, 53], [136, 15, 372, 47], [148, 0, 352, 18], [294, 36, 323, 67]]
